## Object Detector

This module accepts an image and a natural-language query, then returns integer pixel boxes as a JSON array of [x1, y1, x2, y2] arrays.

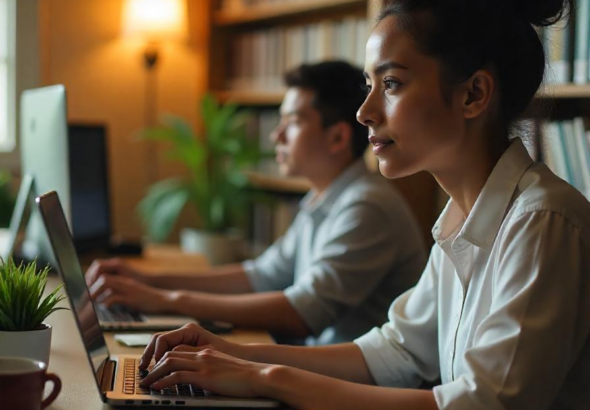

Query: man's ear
[[327, 122, 353, 155], [462, 69, 495, 119]]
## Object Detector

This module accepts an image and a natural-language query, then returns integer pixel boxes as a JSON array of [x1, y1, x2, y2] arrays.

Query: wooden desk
[[45, 247, 274, 409]]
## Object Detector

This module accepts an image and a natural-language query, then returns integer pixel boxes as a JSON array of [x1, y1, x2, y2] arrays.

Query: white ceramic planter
[[0, 324, 52, 365], [180, 228, 243, 265]]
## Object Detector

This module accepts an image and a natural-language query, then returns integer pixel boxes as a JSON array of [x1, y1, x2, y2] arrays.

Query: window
[[0, 0, 15, 152]]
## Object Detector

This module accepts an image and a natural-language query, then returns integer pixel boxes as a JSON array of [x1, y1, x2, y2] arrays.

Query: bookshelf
[[214, 0, 368, 26], [535, 0, 590, 201], [537, 84, 590, 99]]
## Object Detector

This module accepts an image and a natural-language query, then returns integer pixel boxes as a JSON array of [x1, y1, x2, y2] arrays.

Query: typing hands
[[85, 258, 171, 313], [138, 323, 271, 398]]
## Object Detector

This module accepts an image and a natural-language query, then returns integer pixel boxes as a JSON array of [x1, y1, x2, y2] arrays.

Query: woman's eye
[[360, 84, 372, 95], [383, 78, 400, 91]]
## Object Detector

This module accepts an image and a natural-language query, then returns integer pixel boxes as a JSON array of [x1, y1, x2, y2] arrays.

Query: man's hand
[[88, 274, 173, 314], [139, 323, 237, 369], [85, 258, 147, 288]]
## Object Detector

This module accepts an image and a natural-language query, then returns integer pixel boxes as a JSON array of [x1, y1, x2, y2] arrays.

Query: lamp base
[[143, 43, 159, 69]]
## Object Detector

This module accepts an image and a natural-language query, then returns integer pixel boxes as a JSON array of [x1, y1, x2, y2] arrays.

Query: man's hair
[[284, 61, 368, 159]]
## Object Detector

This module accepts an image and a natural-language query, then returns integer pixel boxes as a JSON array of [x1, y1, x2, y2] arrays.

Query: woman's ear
[[462, 69, 495, 119], [327, 122, 353, 155]]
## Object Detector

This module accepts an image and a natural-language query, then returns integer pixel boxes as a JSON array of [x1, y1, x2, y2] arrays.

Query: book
[[574, 0, 589, 84]]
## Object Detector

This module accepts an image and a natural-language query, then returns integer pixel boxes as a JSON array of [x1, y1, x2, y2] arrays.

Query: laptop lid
[[35, 191, 110, 395]]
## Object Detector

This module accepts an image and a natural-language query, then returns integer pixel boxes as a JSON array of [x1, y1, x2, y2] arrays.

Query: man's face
[[271, 87, 330, 178]]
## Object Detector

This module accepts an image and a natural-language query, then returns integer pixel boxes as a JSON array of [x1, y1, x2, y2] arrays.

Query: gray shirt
[[243, 160, 426, 345]]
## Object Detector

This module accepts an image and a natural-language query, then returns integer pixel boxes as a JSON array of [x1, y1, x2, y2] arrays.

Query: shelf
[[537, 84, 590, 99], [215, 90, 286, 105], [214, 0, 366, 26], [245, 171, 310, 194]]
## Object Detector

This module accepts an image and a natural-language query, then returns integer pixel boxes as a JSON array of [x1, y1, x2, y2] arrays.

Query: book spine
[[574, 0, 589, 84]]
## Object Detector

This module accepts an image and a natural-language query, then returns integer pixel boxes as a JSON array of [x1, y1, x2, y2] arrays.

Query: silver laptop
[[37, 191, 279, 408]]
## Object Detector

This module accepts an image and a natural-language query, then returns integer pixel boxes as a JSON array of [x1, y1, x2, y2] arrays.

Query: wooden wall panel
[[40, 0, 210, 239]]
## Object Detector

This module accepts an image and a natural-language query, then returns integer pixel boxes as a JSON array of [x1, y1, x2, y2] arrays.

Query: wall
[[40, 0, 210, 239]]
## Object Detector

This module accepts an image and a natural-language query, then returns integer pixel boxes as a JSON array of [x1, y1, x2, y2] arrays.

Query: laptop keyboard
[[123, 358, 205, 397], [96, 304, 144, 323]]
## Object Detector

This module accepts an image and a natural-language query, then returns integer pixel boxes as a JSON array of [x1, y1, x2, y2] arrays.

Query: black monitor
[[68, 124, 112, 253]]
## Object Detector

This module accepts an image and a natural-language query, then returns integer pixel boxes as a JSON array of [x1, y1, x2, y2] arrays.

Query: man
[[87, 61, 426, 345]]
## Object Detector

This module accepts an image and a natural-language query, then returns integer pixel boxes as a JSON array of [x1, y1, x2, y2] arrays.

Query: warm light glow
[[122, 0, 188, 42]]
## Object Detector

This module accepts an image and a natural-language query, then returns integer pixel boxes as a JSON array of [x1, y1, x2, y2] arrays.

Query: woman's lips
[[368, 135, 394, 155]]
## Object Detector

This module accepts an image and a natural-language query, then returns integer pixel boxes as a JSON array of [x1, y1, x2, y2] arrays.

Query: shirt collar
[[432, 138, 534, 249], [300, 159, 369, 216]]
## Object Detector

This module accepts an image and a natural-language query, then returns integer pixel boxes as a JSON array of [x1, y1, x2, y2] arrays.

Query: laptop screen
[[35, 191, 109, 392]]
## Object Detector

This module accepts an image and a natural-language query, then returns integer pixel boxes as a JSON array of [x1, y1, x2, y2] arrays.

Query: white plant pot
[[180, 228, 243, 266], [0, 324, 52, 365]]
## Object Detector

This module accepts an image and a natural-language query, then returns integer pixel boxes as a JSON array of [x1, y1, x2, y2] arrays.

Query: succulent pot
[[180, 228, 244, 265], [0, 324, 52, 365]]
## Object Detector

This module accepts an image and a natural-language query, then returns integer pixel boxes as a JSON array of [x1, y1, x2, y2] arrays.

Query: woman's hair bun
[[508, 0, 572, 27]]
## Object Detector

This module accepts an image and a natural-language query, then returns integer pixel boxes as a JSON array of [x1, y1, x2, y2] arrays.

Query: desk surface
[[45, 247, 274, 409]]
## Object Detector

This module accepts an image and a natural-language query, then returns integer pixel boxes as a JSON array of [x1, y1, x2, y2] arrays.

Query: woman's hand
[[139, 323, 238, 369], [88, 273, 173, 314], [139, 349, 276, 398]]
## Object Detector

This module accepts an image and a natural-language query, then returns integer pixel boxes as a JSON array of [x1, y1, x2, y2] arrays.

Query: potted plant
[[0, 259, 66, 364], [138, 94, 268, 264]]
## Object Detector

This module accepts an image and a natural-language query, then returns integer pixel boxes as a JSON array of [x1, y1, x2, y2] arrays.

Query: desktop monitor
[[68, 124, 112, 252], [16, 85, 70, 265]]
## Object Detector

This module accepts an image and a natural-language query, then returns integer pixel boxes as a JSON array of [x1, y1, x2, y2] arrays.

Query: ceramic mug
[[0, 356, 61, 410]]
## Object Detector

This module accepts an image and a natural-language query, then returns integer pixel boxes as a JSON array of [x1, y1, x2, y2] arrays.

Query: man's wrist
[[160, 289, 185, 313]]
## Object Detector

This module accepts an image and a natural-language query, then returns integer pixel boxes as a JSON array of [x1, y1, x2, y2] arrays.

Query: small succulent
[[0, 259, 67, 331]]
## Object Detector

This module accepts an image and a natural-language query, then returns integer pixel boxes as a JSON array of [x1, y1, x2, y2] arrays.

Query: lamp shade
[[122, 0, 188, 42]]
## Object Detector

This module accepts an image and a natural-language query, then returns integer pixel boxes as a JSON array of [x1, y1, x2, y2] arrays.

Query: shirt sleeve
[[283, 202, 411, 336], [433, 210, 590, 410], [242, 214, 300, 292], [354, 244, 442, 388]]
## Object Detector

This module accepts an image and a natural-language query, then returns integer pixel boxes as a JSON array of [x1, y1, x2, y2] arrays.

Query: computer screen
[[68, 124, 111, 252], [18, 85, 70, 265], [36, 191, 109, 392]]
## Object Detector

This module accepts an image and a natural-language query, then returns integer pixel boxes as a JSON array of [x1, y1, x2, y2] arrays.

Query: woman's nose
[[270, 125, 285, 145], [357, 92, 381, 127]]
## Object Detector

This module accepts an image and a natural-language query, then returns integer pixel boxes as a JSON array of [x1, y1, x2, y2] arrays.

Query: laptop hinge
[[99, 359, 117, 394]]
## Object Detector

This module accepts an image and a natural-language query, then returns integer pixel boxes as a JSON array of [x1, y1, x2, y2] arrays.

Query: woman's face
[[357, 15, 467, 179]]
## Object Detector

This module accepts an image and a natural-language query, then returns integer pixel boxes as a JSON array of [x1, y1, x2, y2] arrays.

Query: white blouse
[[355, 138, 590, 410]]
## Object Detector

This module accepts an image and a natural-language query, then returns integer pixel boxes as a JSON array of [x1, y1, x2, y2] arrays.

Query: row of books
[[215, 0, 318, 11], [542, 0, 590, 84], [228, 17, 368, 91], [541, 118, 590, 199]]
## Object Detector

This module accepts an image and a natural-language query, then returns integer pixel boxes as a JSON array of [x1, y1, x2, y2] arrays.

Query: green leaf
[[0, 259, 68, 331], [138, 92, 266, 235], [137, 179, 191, 242]]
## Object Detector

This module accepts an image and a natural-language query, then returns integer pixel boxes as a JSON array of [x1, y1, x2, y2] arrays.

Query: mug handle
[[41, 372, 62, 410]]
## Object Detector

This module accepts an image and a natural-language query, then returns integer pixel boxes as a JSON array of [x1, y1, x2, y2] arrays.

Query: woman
[[137, 0, 590, 408]]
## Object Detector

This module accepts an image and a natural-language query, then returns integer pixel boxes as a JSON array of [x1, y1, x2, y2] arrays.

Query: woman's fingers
[[151, 371, 203, 390], [140, 357, 200, 387], [172, 344, 211, 353], [140, 323, 202, 369], [151, 371, 202, 390]]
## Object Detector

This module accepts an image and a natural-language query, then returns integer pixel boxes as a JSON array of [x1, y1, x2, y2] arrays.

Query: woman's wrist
[[253, 364, 290, 399]]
